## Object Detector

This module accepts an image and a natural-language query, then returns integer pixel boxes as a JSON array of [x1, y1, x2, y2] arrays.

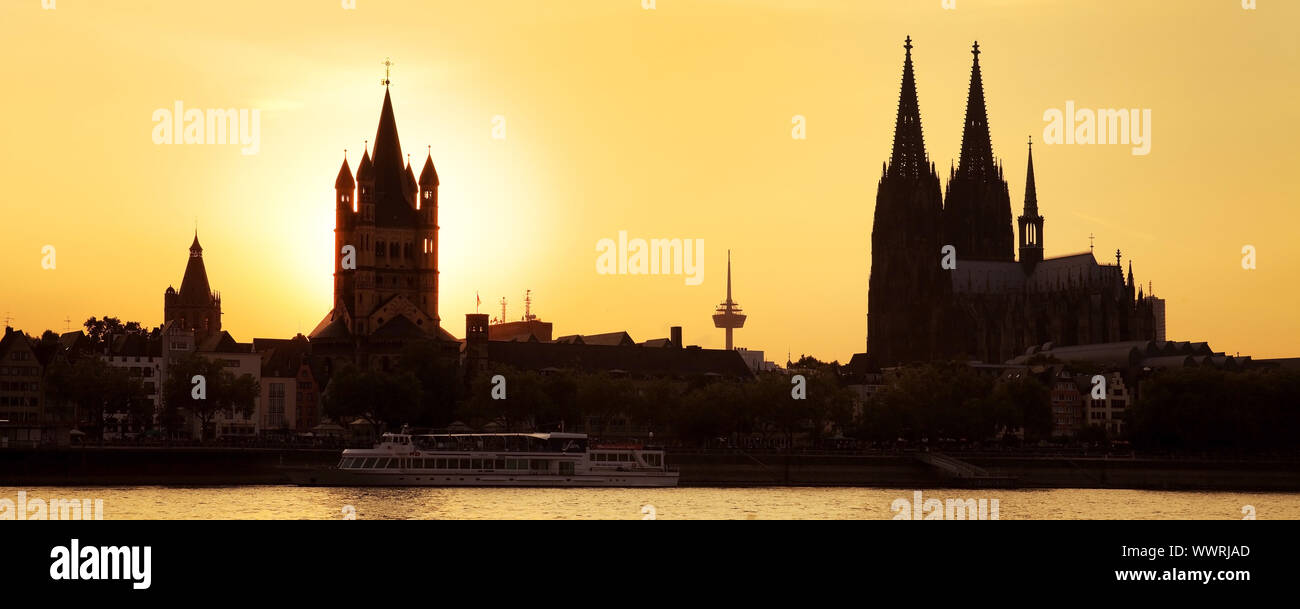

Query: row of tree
[[1128, 367, 1300, 453]]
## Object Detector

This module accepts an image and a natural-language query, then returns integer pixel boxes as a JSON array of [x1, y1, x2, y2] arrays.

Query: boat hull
[[284, 467, 680, 488]]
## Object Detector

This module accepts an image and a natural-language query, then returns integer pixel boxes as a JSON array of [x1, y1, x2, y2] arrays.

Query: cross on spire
[[381, 58, 393, 87]]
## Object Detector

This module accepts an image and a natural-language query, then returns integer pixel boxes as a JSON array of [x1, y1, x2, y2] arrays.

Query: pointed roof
[[403, 155, 418, 199], [370, 87, 418, 227], [178, 233, 215, 306], [1023, 138, 1038, 214], [888, 36, 929, 180], [957, 41, 997, 182], [419, 148, 439, 187], [356, 147, 373, 182], [335, 153, 354, 190]]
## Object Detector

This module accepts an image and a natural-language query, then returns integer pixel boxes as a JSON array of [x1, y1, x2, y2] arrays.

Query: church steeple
[[1017, 137, 1045, 269], [888, 36, 930, 180], [1023, 137, 1038, 214], [957, 41, 996, 181], [369, 86, 417, 226], [868, 36, 948, 367], [943, 40, 1014, 263]]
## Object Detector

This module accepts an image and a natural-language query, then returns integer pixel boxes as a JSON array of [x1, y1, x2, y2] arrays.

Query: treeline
[[860, 361, 1052, 444], [323, 347, 856, 446], [1129, 367, 1300, 454]]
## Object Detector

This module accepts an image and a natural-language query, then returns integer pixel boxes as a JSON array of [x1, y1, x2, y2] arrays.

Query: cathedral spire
[[1023, 136, 1037, 214], [957, 41, 996, 181], [887, 36, 929, 180]]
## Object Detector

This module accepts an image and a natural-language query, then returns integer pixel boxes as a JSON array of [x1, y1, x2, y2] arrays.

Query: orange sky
[[1, 0, 1297, 362]]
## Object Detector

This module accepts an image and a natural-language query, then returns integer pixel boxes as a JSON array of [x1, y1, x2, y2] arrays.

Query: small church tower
[[164, 232, 222, 341], [1017, 138, 1045, 271]]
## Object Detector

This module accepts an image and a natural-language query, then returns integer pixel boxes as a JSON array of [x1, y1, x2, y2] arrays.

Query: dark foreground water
[[4, 486, 1298, 519]]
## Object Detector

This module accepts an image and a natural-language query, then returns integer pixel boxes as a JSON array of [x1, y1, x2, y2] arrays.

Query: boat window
[[388, 459, 401, 469], [436, 458, 446, 469], [360, 458, 374, 469], [494, 459, 505, 470]]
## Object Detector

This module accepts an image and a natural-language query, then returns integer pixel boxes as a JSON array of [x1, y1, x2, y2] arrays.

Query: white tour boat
[[287, 432, 680, 487]]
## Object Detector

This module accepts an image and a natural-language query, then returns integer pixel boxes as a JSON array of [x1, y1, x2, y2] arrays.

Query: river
[[3, 486, 1297, 519]]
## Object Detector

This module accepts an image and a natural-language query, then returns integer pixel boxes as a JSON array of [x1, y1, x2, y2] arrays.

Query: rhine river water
[[4, 486, 1299, 519]]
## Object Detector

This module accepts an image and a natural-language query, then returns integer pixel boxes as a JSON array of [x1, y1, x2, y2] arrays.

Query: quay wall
[[0, 448, 1295, 491]]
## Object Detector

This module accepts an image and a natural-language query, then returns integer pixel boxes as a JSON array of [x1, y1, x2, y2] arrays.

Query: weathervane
[[381, 58, 393, 87]]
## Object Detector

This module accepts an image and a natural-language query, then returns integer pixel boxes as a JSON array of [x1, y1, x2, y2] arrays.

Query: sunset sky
[[1, 0, 1296, 362]]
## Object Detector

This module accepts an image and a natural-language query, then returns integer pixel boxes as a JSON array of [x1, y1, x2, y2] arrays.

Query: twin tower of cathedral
[[868, 38, 1155, 367]]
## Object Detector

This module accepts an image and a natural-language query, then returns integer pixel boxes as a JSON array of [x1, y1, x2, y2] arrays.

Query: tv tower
[[712, 250, 746, 351]]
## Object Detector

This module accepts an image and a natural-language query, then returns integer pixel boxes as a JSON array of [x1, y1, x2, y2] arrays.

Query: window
[[268, 383, 285, 428]]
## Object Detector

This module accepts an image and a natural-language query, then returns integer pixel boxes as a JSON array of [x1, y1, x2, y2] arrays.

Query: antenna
[[524, 290, 535, 321], [64, 317, 71, 333], [499, 297, 508, 325], [2, 312, 12, 329]]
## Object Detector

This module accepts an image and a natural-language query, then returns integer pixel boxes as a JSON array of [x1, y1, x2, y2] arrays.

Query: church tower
[[943, 42, 1014, 262], [868, 37, 948, 366], [164, 232, 222, 341], [1017, 139, 1045, 270], [315, 70, 441, 342]]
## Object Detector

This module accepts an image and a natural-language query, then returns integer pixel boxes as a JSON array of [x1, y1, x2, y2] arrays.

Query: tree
[[865, 361, 995, 443], [162, 354, 259, 440], [82, 316, 146, 350], [463, 366, 550, 431], [397, 340, 463, 427], [991, 374, 1051, 442], [1129, 367, 1300, 454], [321, 364, 421, 432], [44, 357, 146, 442]]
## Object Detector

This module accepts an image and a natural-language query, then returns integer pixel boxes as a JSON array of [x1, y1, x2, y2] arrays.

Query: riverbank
[[0, 447, 1295, 491]]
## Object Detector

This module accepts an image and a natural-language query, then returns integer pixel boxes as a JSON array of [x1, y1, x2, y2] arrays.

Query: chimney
[[670, 326, 682, 349]]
